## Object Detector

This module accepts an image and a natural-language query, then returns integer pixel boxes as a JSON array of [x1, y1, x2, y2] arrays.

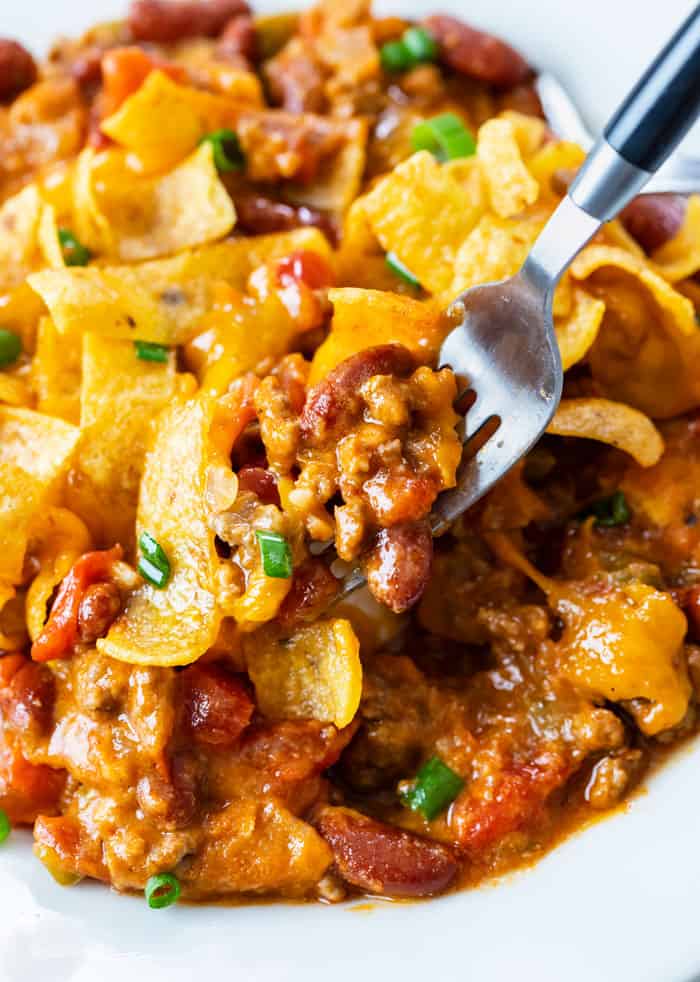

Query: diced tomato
[[99, 46, 186, 119], [276, 250, 335, 290], [0, 728, 65, 825], [31, 546, 123, 663], [34, 814, 109, 882]]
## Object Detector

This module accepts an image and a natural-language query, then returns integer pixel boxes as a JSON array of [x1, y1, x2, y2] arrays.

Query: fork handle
[[570, 4, 700, 222]]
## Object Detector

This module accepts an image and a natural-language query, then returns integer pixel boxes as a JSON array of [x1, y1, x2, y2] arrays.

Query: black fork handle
[[605, 4, 700, 172]]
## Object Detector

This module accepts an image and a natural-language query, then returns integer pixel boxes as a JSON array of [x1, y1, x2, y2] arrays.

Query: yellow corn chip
[[498, 111, 547, 158], [37, 204, 66, 270], [29, 228, 331, 345], [309, 287, 448, 385], [101, 71, 251, 173], [361, 151, 484, 296], [76, 143, 236, 262], [66, 334, 176, 548], [33, 316, 81, 423], [651, 194, 700, 283], [477, 117, 539, 219], [0, 374, 32, 407], [0, 407, 79, 584], [526, 140, 585, 196], [555, 288, 606, 370], [0, 184, 43, 292], [99, 395, 221, 666], [548, 397, 664, 466], [246, 618, 362, 727]]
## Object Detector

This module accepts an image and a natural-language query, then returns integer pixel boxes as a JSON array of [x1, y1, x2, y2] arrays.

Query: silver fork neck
[[521, 195, 601, 300]]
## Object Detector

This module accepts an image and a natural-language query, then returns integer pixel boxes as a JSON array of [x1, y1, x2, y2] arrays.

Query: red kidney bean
[[265, 41, 326, 114], [300, 344, 416, 446], [315, 805, 459, 898], [181, 663, 254, 748], [277, 559, 340, 630], [0, 39, 38, 102], [422, 15, 531, 88], [218, 14, 258, 65], [128, 0, 250, 43], [234, 194, 338, 243], [0, 657, 55, 736], [619, 193, 686, 254], [31, 546, 123, 663], [365, 520, 434, 613], [237, 466, 281, 506], [237, 720, 358, 783]]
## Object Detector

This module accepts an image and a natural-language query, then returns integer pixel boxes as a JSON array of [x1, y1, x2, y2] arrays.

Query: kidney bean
[[300, 344, 416, 447], [238, 466, 281, 506], [181, 663, 254, 748], [277, 559, 340, 630], [0, 39, 38, 102], [365, 520, 434, 613], [422, 15, 531, 88], [234, 194, 338, 243], [681, 585, 700, 641], [77, 582, 122, 644], [128, 0, 250, 43], [31, 546, 123, 663], [0, 657, 55, 736], [315, 805, 458, 898], [218, 14, 258, 65], [619, 193, 686, 254], [237, 719, 358, 783], [265, 40, 326, 114], [136, 752, 199, 829]]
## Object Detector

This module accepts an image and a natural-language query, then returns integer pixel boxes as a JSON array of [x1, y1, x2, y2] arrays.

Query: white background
[[2, 2, 700, 981]]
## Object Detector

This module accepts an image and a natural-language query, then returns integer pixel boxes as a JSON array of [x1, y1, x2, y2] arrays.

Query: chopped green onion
[[138, 531, 171, 588], [401, 756, 464, 821], [134, 340, 169, 363], [145, 872, 181, 909], [583, 490, 631, 528], [402, 26, 438, 63], [385, 251, 421, 289], [0, 328, 22, 368], [412, 113, 477, 161], [200, 128, 245, 173], [256, 530, 293, 579], [58, 228, 92, 267], [380, 39, 413, 73], [0, 809, 10, 844]]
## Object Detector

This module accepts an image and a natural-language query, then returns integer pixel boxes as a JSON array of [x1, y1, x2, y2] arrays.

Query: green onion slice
[[134, 340, 169, 363], [412, 113, 477, 161], [380, 39, 413, 73], [402, 26, 438, 63], [58, 228, 92, 267], [145, 872, 181, 909], [0, 809, 10, 845], [385, 251, 421, 289], [583, 490, 631, 528], [401, 756, 464, 821], [200, 129, 245, 173], [138, 531, 171, 588], [256, 530, 293, 579], [0, 328, 22, 368]]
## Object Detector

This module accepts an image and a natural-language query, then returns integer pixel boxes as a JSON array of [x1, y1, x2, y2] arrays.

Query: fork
[[430, 6, 700, 535], [335, 7, 700, 598], [535, 71, 700, 195]]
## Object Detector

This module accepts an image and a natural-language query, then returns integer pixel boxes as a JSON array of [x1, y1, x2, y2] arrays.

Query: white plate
[[2, 3, 700, 981]]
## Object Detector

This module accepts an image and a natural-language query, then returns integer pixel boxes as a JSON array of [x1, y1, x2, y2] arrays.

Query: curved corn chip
[[29, 228, 331, 346], [25, 507, 91, 642], [0, 407, 80, 584], [37, 204, 66, 270], [310, 287, 448, 385], [33, 316, 81, 423], [651, 194, 700, 283], [75, 143, 236, 262], [0, 374, 32, 407], [101, 71, 257, 173], [498, 111, 547, 159], [66, 334, 176, 548], [555, 288, 606, 370], [246, 618, 362, 728], [99, 396, 221, 666], [361, 151, 484, 296], [228, 567, 292, 631], [526, 140, 585, 196], [477, 117, 539, 218], [548, 397, 664, 466], [0, 185, 44, 292], [571, 244, 700, 417]]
